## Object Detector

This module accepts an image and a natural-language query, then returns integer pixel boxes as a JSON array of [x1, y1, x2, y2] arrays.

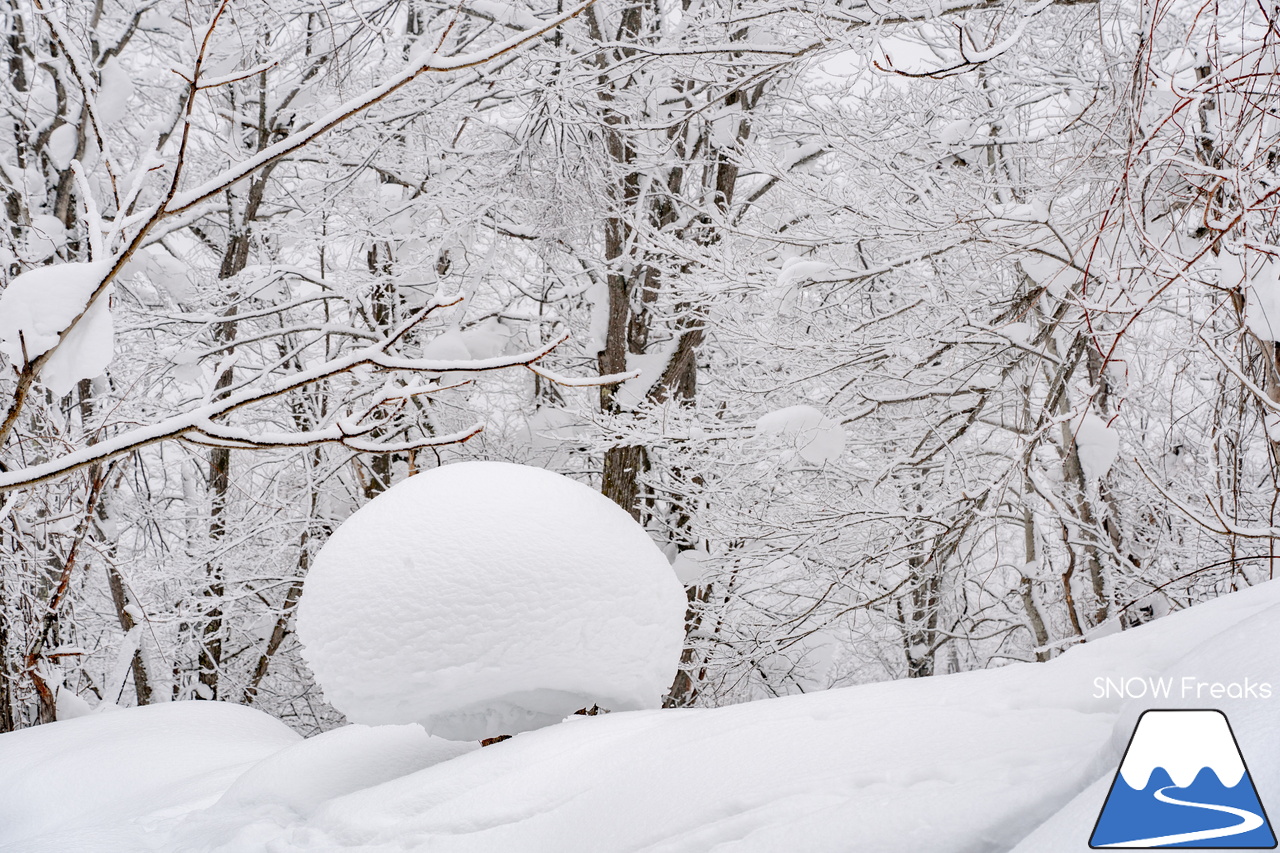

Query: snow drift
[[3, 579, 1278, 853]]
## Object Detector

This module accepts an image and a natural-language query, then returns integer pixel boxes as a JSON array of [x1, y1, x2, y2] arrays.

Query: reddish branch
[[22, 464, 111, 720]]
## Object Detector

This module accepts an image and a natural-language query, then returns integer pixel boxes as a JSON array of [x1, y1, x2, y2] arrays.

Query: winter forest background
[[1, 0, 1278, 735]]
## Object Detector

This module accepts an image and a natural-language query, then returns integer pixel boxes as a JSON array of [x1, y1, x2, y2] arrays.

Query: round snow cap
[[297, 461, 686, 741]]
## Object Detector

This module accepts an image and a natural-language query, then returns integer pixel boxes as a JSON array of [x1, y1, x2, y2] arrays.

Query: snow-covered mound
[[296, 461, 687, 740], [1010, 588, 1280, 853], [206, 724, 475, 816], [172, 724, 476, 850], [3, 580, 1278, 853], [199, 580, 1280, 853], [186, 672, 1112, 853], [0, 701, 298, 852]]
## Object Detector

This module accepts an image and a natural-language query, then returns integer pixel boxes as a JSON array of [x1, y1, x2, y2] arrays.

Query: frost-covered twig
[[0, 0, 598, 457], [0, 327, 626, 490]]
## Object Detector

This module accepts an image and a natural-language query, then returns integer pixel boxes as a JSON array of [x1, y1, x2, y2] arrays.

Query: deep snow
[[2, 578, 1278, 853], [295, 461, 687, 741]]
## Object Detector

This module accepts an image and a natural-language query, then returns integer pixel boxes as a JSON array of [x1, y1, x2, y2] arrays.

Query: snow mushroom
[[296, 461, 688, 741]]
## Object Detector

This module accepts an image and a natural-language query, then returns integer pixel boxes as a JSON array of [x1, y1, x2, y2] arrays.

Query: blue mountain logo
[[1091, 709, 1276, 848]]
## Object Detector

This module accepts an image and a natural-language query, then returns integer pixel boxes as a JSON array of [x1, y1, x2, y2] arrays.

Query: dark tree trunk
[[900, 556, 943, 678], [0, 602, 13, 732], [199, 357, 235, 700]]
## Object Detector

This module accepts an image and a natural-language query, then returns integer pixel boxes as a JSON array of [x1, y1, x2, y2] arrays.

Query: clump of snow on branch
[[418, 320, 513, 380], [296, 461, 687, 741], [671, 547, 711, 585], [755, 405, 846, 465], [21, 215, 68, 263], [0, 260, 114, 395], [1074, 411, 1119, 480], [614, 349, 674, 409], [1240, 255, 1280, 342], [96, 60, 135, 125], [45, 125, 78, 171], [776, 256, 831, 289]]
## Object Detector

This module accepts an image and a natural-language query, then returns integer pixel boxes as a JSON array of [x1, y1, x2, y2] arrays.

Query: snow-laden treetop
[[296, 461, 687, 741]]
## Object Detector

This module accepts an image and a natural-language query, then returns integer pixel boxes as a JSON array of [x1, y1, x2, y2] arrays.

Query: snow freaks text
[[1093, 678, 1273, 701]]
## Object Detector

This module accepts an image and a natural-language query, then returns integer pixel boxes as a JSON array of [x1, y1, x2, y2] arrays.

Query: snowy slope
[[2, 579, 1278, 853], [1009, 587, 1280, 853], [0, 702, 299, 852]]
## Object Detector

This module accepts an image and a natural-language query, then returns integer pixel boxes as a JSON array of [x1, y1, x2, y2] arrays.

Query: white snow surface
[[776, 256, 831, 288], [523, 407, 582, 449], [212, 724, 476, 815], [1009, 583, 1280, 852], [46, 124, 78, 171], [457, 318, 512, 360], [614, 349, 674, 409], [777, 142, 824, 170], [419, 329, 472, 363], [97, 60, 135, 125], [5, 579, 1280, 853], [173, 724, 476, 851], [0, 260, 114, 395], [585, 281, 610, 353], [21, 214, 67, 262], [670, 546, 710, 584], [939, 118, 977, 146], [296, 461, 688, 741], [0, 701, 299, 852]]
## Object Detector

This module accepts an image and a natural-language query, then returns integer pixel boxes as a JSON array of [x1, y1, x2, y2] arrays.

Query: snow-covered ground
[[3, 579, 1278, 853]]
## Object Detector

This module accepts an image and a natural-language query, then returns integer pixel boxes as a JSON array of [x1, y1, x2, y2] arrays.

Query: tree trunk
[[199, 364, 234, 700], [77, 378, 152, 706], [900, 555, 943, 678], [197, 143, 274, 698], [0, 600, 13, 732], [106, 561, 151, 706], [1019, 506, 1051, 662]]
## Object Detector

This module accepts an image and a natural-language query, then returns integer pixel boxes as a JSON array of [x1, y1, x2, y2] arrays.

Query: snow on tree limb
[[160, 0, 599, 218], [0, 328, 607, 491], [0, 0, 600, 459]]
